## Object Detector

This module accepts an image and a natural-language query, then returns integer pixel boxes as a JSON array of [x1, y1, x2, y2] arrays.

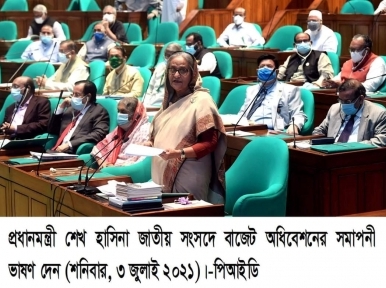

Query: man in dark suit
[[1, 76, 50, 139], [49, 80, 109, 153]]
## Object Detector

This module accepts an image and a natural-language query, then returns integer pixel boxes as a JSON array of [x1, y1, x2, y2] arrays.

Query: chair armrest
[[76, 143, 94, 155], [34, 133, 58, 150], [101, 157, 151, 183]]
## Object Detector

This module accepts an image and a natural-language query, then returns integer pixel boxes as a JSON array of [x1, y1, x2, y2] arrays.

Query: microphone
[[232, 69, 276, 136], [72, 135, 125, 195], [292, 117, 297, 148], [369, 11, 382, 39], [123, 22, 131, 44], [36, 90, 65, 177], [262, 5, 278, 49], [38, 42, 58, 91], [347, 1, 357, 14]]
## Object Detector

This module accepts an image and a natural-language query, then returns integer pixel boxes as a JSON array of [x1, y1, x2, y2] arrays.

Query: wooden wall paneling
[[205, 0, 231, 9], [375, 22, 386, 56], [324, 0, 346, 14], [11, 182, 51, 216], [0, 177, 9, 216]]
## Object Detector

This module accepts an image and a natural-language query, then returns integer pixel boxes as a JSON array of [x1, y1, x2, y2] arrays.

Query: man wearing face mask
[[101, 5, 128, 43], [21, 25, 60, 63], [25, 4, 66, 41], [217, 7, 265, 47], [78, 23, 115, 63], [323, 35, 386, 92], [313, 79, 386, 146], [278, 32, 334, 88], [185, 32, 222, 78], [1, 77, 50, 139], [237, 54, 307, 134], [304, 10, 338, 53], [103, 46, 144, 97], [49, 80, 109, 153], [91, 97, 150, 167], [36, 40, 89, 91]]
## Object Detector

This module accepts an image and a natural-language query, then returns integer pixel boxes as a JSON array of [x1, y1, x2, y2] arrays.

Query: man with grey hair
[[102, 5, 128, 43], [143, 42, 183, 107], [26, 4, 66, 40]]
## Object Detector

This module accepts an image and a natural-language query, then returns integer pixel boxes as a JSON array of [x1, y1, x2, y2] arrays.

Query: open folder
[[310, 142, 377, 154], [0, 137, 53, 149]]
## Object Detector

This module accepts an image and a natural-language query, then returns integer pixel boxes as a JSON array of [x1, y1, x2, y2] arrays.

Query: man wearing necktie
[[313, 79, 386, 146]]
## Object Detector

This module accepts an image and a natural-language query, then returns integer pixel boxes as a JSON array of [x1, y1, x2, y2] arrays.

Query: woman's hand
[[142, 141, 153, 147], [160, 149, 181, 160]]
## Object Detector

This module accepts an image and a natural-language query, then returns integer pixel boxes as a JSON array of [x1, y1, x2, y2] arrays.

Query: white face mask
[[233, 15, 244, 26], [35, 17, 44, 24], [103, 14, 115, 23], [350, 49, 366, 63]]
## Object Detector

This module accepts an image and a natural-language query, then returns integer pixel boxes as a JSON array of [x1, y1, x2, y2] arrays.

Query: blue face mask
[[94, 32, 105, 42], [10, 88, 23, 103], [71, 96, 86, 111], [58, 52, 69, 64], [341, 98, 360, 115], [117, 113, 129, 126], [296, 42, 311, 55], [40, 35, 53, 46], [185, 45, 196, 55], [257, 67, 276, 82]]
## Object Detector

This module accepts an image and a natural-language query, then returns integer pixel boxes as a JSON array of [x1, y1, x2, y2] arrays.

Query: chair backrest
[[127, 44, 156, 69], [123, 23, 142, 43], [202, 76, 221, 106], [334, 32, 342, 56], [225, 137, 289, 216], [377, 56, 386, 92], [198, 0, 204, 9], [156, 40, 185, 65], [326, 51, 340, 76], [48, 98, 63, 114], [88, 60, 106, 95], [66, 0, 80, 10], [5, 40, 32, 60], [213, 51, 233, 79], [265, 25, 303, 51], [218, 85, 249, 114], [0, 94, 15, 123], [299, 88, 315, 135], [79, 21, 99, 41], [340, 1, 374, 14], [1, 0, 28, 11], [140, 22, 179, 44], [22, 62, 56, 79], [180, 25, 217, 47], [0, 21, 17, 40], [80, 0, 101, 11], [138, 67, 152, 98], [95, 98, 118, 132], [102, 156, 152, 182], [253, 23, 262, 35], [61, 22, 71, 39]]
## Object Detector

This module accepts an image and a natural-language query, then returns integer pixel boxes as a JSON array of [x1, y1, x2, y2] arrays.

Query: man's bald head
[[12, 76, 35, 94], [234, 7, 246, 17]]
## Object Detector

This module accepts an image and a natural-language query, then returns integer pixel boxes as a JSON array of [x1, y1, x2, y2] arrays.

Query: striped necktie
[[247, 87, 268, 120]]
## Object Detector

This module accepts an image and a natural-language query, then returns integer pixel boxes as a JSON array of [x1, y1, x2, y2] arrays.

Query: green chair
[[327, 51, 340, 76], [202, 76, 221, 106], [218, 85, 248, 114], [213, 51, 233, 79], [265, 25, 303, 51], [132, 22, 179, 45], [67, 0, 101, 11], [299, 88, 314, 135], [180, 25, 217, 47], [22, 62, 56, 79], [102, 156, 152, 182], [88, 60, 106, 95], [79, 21, 99, 42], [0, 21, 17, 40], [0, 94, 15, 123], [334, 32, 342, 56], [340, 1, 374, 14], [5, 40, 32, 60], [138, 67, 152, 98], [123, 23, 142, 43], [156, 40, 185, 65], [225, 137, 289, 216], [127, 44, 156, 69], [377, 56, 386, 92], [1, 0, 28, 11], [66, 0, 80, 10], [253, 23, 263, 35], [198, 0, 204, 9], [61, 22, 71, 39]]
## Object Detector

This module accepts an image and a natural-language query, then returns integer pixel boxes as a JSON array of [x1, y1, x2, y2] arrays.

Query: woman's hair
[[164, 43, 183, 59], [119, 97, 138, 119]]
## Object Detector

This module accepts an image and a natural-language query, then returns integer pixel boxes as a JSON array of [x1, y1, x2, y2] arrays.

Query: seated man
[[185, 32, 222, 78], [36, 40, 89, 91], [91, 97, 150, 167], [143, 42, 183, 107], [217, 7, 265, 47], [49, 80, 109, 153], [237, 54, 307, 134], [304, 10, 338, 53], [26, 4, 66, 41], [21, 25, 60, 63], [103, 46, 144, 97], [277, 32, 334, 88], [78, 23, 115, 63], [323, 34, 386, 92], [102, 5, 128, 43], [313, 79, 386, 147], [1, 76, 50, 139]]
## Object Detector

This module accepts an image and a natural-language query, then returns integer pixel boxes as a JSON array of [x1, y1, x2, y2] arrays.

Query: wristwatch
[[180, 149, 186, 159]]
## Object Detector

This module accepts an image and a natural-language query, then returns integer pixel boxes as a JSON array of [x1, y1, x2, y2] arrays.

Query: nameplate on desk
[[310, 142, 377, 154]]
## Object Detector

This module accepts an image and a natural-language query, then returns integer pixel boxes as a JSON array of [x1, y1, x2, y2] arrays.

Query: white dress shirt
[[198, 52, 217, 73], [26, 22, 66, 41], [305, 25, 338, 53], [217, 22, 265, 47], [11, 98, 31, 131], [21, 39, 61, 63], [335, 105, 364, 142], [374, 0, 386, 14]]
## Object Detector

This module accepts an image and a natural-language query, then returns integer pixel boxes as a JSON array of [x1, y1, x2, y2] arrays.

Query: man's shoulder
[[364, 100, 386, 115], [321, 25, 335, 34]]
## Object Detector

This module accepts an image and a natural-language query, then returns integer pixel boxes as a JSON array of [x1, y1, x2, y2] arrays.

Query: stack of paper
[[117, 181, 162, 199], [30, 151, 78, 161], [220, 114, 249, 126]]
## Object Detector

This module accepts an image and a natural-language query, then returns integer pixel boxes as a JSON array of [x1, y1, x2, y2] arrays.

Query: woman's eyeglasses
[[168, 67, 189, 76]]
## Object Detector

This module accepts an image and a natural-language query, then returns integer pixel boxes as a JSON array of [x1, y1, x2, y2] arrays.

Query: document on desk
[[124, 144, 164, 157], [220, 114, 249, 126], [163, 200, 212, 210], [30, 151, 78, 160], [226, 130, 255, 137]]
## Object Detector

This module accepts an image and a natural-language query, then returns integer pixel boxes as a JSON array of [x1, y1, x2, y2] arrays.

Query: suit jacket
[[4, 95, 50, 139], [313, 100, 386, 147], [49, 103, 110, 152], [238, 81, 307, 131]]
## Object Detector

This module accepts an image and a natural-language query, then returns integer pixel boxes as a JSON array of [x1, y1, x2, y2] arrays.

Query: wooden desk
[[225, 133, 386, 216], [347, 209, 386, 216]]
